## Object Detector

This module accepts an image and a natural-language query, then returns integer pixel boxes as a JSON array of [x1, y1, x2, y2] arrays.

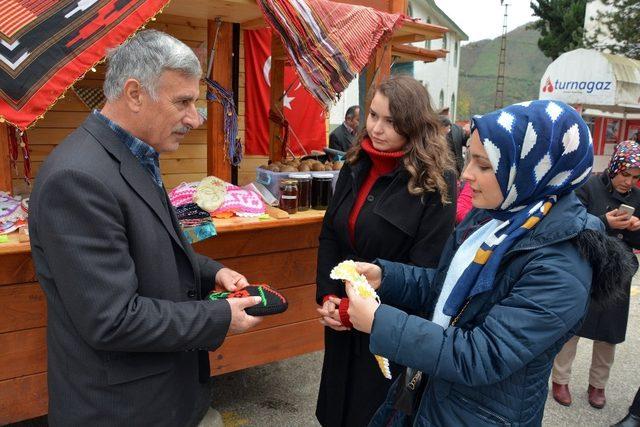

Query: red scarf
[[324, 138, 404, 327], [348, 138, 404, 245]]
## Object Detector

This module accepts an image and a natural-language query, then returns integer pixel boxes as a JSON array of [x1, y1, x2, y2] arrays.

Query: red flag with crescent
[[244, 28, 326, 156]]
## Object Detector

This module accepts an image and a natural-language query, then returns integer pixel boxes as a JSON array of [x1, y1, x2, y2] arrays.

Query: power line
[[495, 1, 509, 109]]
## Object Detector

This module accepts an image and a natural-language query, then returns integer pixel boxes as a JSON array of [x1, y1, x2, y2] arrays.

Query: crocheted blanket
[[169, 178, 265, 218]]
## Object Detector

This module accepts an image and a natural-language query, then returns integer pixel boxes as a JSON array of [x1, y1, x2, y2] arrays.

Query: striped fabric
[[443, 100, 594, 316], [0, 0, 169, 130], [256, 0, 405, 106], [0, 0, 57, 38]]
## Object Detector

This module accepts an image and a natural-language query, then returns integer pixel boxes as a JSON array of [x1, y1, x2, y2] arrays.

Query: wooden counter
[[0, 210, 325, 424]]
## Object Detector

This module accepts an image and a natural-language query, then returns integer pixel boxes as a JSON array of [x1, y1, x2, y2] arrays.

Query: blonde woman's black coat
[[315, 154, 456, 427]]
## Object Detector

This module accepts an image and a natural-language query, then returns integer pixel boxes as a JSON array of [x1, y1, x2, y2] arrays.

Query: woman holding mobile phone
[[551, 139, 640, 409]]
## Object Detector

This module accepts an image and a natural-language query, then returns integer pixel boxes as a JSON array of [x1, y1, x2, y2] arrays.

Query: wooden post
[[363, 47, 392, 118], [207, 20, 233, 181], [0, 123, 12, 193], [362, 0, 405, 117], [268, 37, 285, 162]]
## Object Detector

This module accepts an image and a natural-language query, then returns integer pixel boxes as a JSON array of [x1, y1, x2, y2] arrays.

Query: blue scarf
[[444, 100, 594, 316]]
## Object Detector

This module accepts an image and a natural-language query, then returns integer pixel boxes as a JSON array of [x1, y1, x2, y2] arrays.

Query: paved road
[[211, 283, 640, 427], [541, 281, 639, 427]]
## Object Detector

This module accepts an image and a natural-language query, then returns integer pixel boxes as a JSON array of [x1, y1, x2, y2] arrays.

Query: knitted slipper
[[207, 284, 288, 316]]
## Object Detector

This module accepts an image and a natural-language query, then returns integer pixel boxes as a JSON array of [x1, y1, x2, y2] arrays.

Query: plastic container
[[256, 167, 340, 199]]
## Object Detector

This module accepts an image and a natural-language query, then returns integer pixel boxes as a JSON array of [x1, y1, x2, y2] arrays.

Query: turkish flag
[[244, 29, 327, 156]]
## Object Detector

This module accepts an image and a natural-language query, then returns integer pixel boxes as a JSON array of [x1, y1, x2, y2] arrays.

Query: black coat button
[[187, 290, 196, 298], [367, 195, 375, 202]]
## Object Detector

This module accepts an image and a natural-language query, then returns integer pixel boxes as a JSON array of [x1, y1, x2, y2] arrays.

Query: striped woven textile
[[0, 0, 58, 38], [256, 0, 406, 106], [0, 0, 170, 130]]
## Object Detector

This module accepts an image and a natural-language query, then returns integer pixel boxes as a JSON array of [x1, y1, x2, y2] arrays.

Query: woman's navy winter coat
[[369, 193, 603, 426]]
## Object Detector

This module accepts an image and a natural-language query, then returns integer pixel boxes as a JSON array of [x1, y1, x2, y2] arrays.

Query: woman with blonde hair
[[315, 75, 457, 427]]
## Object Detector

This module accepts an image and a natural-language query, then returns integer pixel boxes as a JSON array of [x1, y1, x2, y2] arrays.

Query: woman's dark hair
[[345, 75, 455, 203]]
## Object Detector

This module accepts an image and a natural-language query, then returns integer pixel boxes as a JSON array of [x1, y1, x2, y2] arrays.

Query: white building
[[411, 0, 468, 120], [329, 0, 468, 128]]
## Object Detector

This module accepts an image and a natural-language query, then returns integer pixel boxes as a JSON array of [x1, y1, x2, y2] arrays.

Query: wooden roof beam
[[240, 17, 266, 30], [164, 0, 262, 22], [389, 34, 425, 45], [392, 20, 448, 42], [391, 45, 447, 63]]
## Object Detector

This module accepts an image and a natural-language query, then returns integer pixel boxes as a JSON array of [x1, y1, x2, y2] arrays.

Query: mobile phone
[[618, 203, 635, 218]]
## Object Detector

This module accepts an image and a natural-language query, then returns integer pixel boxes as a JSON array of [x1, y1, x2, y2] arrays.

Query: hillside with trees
[[457, 23, 552, 118]]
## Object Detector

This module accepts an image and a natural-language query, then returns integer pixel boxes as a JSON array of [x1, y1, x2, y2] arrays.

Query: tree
[[456, 90, 471, 119], [530, 0, 588, 59], [584, 0, 640, 60]]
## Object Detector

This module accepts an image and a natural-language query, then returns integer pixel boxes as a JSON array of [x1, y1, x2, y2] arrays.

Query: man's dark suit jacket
[[329, 123, 355, 153], [29, 114, 232, 426]]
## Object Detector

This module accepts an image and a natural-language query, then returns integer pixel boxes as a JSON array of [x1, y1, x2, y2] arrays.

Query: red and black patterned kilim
[[0, 0, 170, 130]]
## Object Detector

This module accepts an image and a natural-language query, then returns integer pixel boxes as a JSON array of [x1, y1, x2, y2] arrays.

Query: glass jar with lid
[[311, 173, 334, 210], [279, 179, 299, 214], [288, 173, 311, 211]]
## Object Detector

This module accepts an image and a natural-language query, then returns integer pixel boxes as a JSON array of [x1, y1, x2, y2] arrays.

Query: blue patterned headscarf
[[443, 100, 594, 316]]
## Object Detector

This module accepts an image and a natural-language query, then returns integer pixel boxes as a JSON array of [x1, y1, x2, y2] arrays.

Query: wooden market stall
[[0, 0, 449, 423]]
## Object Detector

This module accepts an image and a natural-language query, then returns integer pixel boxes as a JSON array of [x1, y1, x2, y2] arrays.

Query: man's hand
[[215, 268, 250, 292], [345, 282, 379, 334], [627, 215, 640, 231], [606, 209, 632, 230], [354, 262, 382, 290], [317, 296, 349, 331], [227, 297, 262, 334]]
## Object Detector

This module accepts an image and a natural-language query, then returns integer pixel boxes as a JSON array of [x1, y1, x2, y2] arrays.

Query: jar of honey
[[279, 179, 299, 214], [289, 173, 311, 211], [311, 174, 334, 210]]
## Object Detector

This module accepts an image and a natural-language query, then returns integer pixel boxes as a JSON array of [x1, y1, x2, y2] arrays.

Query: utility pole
[[494, 1, 508, 109]]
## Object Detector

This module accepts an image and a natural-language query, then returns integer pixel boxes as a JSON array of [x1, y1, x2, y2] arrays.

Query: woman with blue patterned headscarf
[[339, 100, 633, 426]]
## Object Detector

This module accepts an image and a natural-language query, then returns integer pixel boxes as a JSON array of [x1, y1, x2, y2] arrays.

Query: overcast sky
[[435, 1, 538, 44]]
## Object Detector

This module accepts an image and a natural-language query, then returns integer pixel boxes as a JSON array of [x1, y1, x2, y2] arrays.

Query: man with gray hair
[[29, 30, 261, 426]]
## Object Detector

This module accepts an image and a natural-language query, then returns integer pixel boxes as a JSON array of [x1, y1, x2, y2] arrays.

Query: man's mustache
[[173, 125, 192, 134]]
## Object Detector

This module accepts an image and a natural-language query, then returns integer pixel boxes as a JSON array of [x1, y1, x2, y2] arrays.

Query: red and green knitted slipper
[[207, 284, 288, 316]]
